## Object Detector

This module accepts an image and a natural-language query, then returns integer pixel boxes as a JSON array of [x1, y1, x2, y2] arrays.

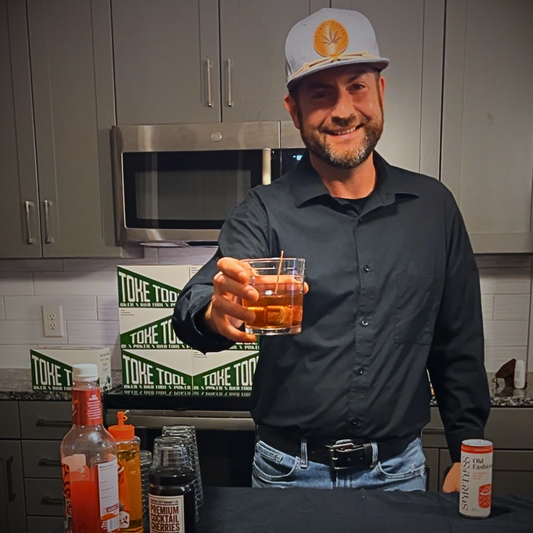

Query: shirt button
[[362, 265, 371, 273], [357, 368, 365, 375], [361, 319, 369, 327]]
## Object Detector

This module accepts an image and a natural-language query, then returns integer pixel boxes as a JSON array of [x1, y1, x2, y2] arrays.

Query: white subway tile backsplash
[[63, 255, 158, 272], [97, 296, 119, 321], [0, 273, 34, 296], [34, 271, 117, 296], [157, 247, 216, 265], [4, 296, 97, 321], [67, 320, 119, 346], [481, 294, 494, 321], [0, 259, 63, 272], [476, 255, 531, 269], [484, 320, 529, 347], [0, 345, 35, 368], [484, 345, 528, 373], [493, 294, 530, 321], [0, 320, 68, 345], [479, 268, 531, 295]]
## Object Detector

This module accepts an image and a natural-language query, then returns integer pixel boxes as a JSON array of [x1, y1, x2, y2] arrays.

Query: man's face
[[285, 65, 385, 170]]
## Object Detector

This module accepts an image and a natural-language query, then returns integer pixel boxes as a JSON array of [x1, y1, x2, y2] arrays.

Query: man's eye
[[312, 91, 329, 99]]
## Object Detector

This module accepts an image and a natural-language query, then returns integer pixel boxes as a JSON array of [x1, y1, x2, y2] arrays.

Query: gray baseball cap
[[286, 8, 389, 91]]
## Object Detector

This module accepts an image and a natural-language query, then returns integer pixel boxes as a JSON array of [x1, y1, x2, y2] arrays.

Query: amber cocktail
[[241, 258, 305, 335]]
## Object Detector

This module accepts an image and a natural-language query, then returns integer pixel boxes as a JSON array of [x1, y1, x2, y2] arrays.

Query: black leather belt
[[256, 424, 417, 471]]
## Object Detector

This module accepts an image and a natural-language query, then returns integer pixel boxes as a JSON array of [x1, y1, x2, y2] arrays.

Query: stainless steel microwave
[[111, 122, 305, 244]]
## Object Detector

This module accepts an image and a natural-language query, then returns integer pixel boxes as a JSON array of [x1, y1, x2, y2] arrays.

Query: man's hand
[[442, 462, 461, 492], [204, 257, 259, 344]]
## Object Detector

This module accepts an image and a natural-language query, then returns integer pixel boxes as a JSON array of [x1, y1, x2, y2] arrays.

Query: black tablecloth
[[53, 487, 533, 533]]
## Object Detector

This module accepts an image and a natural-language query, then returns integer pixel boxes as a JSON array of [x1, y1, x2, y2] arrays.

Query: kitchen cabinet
[[0, 0, 40, 258], [441, 0, 533, 253], [1, 0, 130, 258], [332, 0, 445, 175], [112, 0, 328, 125], [25, 0, 123, 257]]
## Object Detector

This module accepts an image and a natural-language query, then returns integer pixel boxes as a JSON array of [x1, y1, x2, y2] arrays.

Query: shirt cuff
[[446, 430, 486, 463]]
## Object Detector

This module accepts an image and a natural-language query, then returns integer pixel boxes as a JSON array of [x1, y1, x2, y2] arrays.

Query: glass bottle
[[60, 363, 119, 533]]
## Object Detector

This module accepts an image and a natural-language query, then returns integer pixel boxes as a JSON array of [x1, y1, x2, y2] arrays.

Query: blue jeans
[[252, 436, 426, 491]]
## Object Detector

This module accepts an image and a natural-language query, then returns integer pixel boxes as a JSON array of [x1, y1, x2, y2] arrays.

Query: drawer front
[[0, 401, 20, 438], [20, 401, 71, 440], [22, 440, 62, 478], [25, 478, 64, 516], [27, 516, 64, 533]]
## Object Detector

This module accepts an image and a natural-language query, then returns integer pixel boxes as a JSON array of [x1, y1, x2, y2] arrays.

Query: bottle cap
[[108, 411, 135, 440], [149, 466, 195, 486], [72, 363, 98, 382]]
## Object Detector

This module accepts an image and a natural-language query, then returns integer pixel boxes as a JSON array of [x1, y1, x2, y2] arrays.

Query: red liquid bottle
[[61, 363, 119, 533]]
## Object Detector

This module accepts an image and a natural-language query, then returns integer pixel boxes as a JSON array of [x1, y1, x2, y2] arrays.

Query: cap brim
[[287, 57, 390, 91]]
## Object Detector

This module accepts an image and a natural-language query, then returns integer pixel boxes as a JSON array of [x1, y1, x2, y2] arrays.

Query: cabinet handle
[[6, 456, 16, 502], [38, 458, 62, 467], [262, 148, 272, 185], [24, 201, 36, 244], [205, 59, 213, 107], [36, 419, 71, 428], [422, 428, 443, 435], [43, 200, 54, 244], [226, 59, 233, 107], [41, 496, 63, 506]]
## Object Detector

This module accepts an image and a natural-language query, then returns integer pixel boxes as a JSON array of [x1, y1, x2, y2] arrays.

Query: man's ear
[[284, 93, 300, 130]]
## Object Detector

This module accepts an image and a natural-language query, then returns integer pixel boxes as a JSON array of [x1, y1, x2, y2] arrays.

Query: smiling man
[[173, 8, 490, 492]]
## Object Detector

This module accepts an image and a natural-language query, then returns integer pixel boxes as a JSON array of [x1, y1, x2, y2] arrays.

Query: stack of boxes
[[117, 265, 259, 396]]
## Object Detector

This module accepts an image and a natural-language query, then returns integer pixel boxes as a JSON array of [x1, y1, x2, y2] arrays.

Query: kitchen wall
[[0, 250, 531, 373]]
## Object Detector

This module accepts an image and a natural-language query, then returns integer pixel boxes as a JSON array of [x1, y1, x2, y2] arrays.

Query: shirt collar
[[289, 150, 420, 209]]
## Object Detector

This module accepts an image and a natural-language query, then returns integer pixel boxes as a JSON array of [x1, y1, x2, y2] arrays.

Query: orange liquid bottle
[[61, 363, 119, 533], [108, 412, 144, 533]]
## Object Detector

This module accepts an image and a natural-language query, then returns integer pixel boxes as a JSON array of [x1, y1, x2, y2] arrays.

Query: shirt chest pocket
[[394, 274, 439, 345]]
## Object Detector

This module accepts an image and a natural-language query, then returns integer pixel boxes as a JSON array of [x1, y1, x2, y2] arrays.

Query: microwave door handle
[[262, 148, 271, 185]]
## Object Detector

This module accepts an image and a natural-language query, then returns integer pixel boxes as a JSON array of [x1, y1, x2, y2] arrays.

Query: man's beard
[[298, 106, 384, 170]]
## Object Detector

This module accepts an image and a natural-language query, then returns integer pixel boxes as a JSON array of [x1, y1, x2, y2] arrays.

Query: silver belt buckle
[[327, 439, 370, 471]]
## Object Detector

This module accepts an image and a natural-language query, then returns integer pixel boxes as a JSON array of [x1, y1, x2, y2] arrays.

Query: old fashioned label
[[460, 439, 493, 518]]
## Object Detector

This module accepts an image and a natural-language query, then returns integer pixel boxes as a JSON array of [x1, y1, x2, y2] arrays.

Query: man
[[173, 8, 490, 491]]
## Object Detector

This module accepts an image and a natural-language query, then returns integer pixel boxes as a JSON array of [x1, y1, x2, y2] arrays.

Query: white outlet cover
[[42, 304, 64, 337]]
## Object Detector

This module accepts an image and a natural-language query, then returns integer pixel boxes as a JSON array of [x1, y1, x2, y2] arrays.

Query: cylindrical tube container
[[460, 439, 493, 518], [149, 467, 196, 533]]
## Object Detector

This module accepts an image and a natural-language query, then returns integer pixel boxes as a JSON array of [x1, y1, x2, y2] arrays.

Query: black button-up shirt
[[173, 152, 490, 462]]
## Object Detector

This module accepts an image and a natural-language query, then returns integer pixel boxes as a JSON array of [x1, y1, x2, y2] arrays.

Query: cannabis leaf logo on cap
[[314, 20, 349, 58]]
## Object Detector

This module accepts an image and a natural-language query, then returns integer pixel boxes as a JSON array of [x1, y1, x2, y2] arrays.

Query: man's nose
[[331, 90, 355, 120]]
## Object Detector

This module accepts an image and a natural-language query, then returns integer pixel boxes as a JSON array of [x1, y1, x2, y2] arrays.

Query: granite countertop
[[1, 369, 532, 406]]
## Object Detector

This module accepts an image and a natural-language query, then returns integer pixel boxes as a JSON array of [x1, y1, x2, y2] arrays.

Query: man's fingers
[[217, 257, 249, 283], [213, 271, 258, 302], [215, 321, 257, 344], [211, 294, 256, 324]]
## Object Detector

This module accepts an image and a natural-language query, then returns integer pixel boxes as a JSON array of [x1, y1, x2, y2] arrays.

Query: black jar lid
[[149, 466, 195, 486]]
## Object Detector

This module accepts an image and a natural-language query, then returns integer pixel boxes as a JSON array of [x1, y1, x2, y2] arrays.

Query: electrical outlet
[[42, 304, 64, 337]]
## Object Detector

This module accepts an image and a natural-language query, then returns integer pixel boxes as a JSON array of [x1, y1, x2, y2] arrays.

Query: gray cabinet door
[[0, 441, 27, 533], [332, 0, 445, 176], [27, 0, 121, 257], [219, 0, 329, 123], [0, 0, 41, 258], [113, 0, 221, 125], [441, 0, 533, 253]]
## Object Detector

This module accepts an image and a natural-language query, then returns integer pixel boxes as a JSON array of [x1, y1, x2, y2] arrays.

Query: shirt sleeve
[[172, 190, 271, 353], [427, 192, 491, 463]]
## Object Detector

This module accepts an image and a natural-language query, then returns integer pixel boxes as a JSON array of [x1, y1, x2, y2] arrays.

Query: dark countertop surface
[[1, 368, 532, 406], [51, 487, 533, 533]]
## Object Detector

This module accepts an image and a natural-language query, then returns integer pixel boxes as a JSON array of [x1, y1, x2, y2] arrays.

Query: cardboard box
[[121, 349, 193, 395], [119, 308, 190, 350], [30, 347, 112, 392], [117, 265, 191, 309], [192, 343, 259, 396]]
